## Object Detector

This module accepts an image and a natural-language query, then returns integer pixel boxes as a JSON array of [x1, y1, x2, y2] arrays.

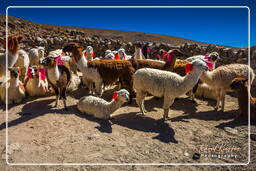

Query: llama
[[39, 57, 71, 110], [133, 59, 208, 119], [84, 46, 95, 61], [134, 43, 145, 60], [77, 89, 130, 120]]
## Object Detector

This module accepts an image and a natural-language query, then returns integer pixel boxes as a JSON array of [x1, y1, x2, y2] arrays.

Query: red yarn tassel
[[185, 63, 193, 74], [112, 92, 118, 102]]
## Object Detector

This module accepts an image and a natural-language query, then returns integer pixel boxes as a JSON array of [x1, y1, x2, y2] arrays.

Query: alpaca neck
[[134, 48, 144, 59], [10, 76, 19, 87], [7, 51, 19, 67], [75, 50, 88, 69], [182, 69, 203, 92], [48, 64, 60, 82], [107, 99, 123, 114], [163, 55, 177, 71]]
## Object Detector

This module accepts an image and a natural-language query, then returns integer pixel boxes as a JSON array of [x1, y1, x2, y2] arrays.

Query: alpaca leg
[[220, 89, 226, 112], [95, 81, 103, 97], [215, 89, 221, 110], [163, 98, 174, 120], [53, 87, 59, 107], [61, 87, 68, 111], [136, 91, 146, 115]]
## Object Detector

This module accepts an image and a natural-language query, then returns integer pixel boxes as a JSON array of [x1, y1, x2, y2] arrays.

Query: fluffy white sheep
[[200, 63, 255, 111], [14, 49, 30, 81], [133, 59, 209, 119], [24, 66, 49, 97], [77, 89, 130, 120], [0, 67, 25, 104], [28, 47, 45, 66]]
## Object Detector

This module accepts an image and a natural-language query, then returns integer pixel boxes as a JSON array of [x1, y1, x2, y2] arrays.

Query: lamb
[[200, 64, 255, 111], [230, 77, 256, 121], [133, 59, 209, 119], [24, 66, 49, 97], [28, 46, 45, 66], [39, 56, 71, 110], [77, 89, 130, 120], [0, 67, 25, 104], [14, 49, 30, 81], [62, 42, 135, 98], [0, 34, 23, 79]]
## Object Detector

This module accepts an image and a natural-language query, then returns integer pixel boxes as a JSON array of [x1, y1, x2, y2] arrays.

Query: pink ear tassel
[[55, 56, 63, 65], [206, 61, 214, 70], [166, 53, 173, 62], [27, 68, 33, 79], [39, 68, 47, 81]]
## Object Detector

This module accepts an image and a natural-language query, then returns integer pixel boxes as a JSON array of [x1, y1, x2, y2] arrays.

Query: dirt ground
[[0, 87, 255, 171]]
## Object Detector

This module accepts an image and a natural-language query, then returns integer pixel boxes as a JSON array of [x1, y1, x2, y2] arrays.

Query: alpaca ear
[[17, 35, 23, 43]]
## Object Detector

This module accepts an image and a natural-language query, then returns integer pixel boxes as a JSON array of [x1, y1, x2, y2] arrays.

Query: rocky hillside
[[0, 15, 255, 69]]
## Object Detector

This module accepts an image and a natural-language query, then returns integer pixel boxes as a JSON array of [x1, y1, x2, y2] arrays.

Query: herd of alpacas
[[0, 34, 255, 122]]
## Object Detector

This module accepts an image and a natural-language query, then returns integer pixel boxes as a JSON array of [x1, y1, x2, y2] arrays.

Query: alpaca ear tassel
[[92, 51, 95, 58], [166, 53, 173, 62], [115, 53, 119, 60], [27, 68, 33, 79], [112, 92, 118, 102], [185, 63, 193, 74]]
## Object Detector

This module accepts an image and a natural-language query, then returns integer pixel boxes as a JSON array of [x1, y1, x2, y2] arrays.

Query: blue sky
[[0, 0, 255, 48]]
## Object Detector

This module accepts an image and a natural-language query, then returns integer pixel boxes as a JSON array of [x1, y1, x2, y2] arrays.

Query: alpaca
[[230, 77, 256, 121], [24, 66, 49, 96], [116, 48, 132, 60], [0, 67, 25, 104], [28, 46, 44, 66], [77, 89, 130, 120], [14, 49, 30, 81], [62, 42, 135, 98], [134, 43, 145, 60], [0, 35, 23, 79], [200, 64, 255, 111], [39, 57, 71, 110], [133, 59, 208, 119], [84, 46, 95, 61]]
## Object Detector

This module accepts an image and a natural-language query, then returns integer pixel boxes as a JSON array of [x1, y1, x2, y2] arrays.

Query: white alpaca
[[84, 46, 95, 61], [133, 59, 208, 119], [14, 49, 30, 81], [118, 48, 132, 60], [28, 47, 45, 66], [77, 89, 130, 120], [0, 67, 25, 104], [24, 66, 49, 97], [200, 64, 255, 111], [134, 47, 145, 60], [104, 49, 115, 59]]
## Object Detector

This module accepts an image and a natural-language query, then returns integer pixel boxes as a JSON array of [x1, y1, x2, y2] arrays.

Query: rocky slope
[[0, 15, 255, 69]]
